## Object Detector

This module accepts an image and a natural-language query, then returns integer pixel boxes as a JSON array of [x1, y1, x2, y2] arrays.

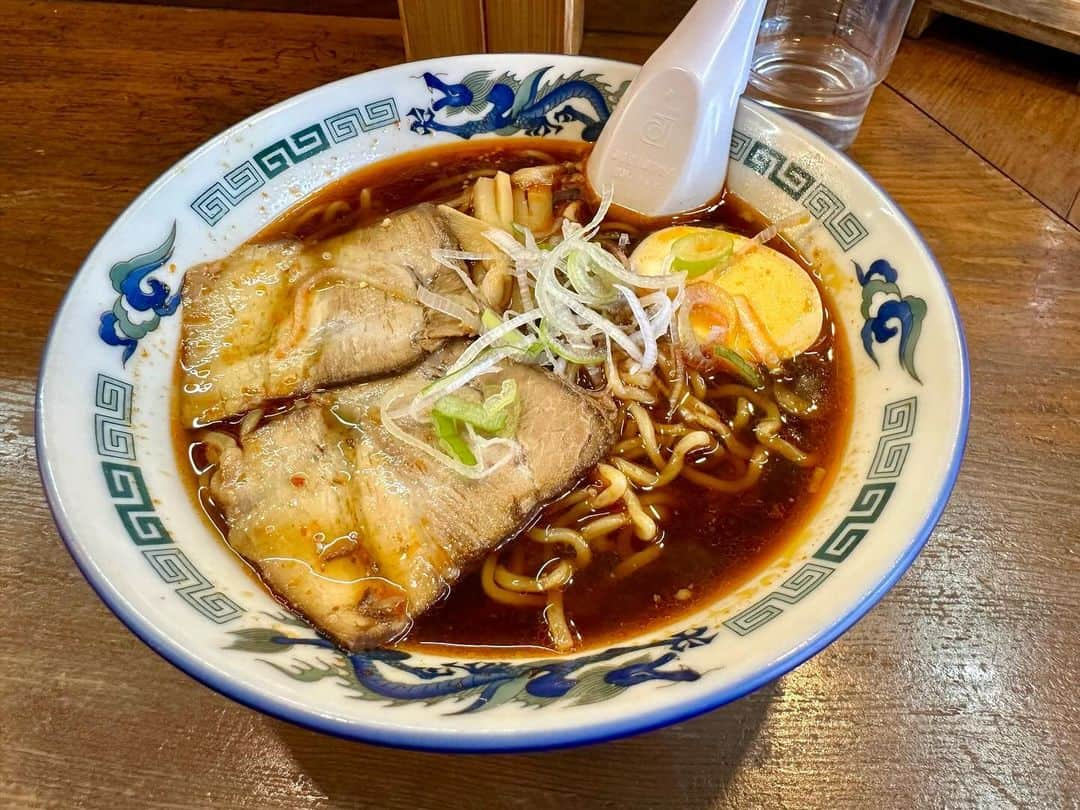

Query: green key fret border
[[731, 128, 870, 252], [93, 373, 244, 624], [724, 396, 918, 636], [190, 97, 400, 228]]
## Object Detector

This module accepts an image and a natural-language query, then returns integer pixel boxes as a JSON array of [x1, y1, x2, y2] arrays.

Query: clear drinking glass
[[745, 0, 915, 149]]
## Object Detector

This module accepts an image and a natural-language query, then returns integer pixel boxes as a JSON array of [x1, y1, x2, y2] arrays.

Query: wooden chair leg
[[398, 0, 485, 60], [398, 0, 585, 59], [484, 0, 585, 54], [905, 1, 941, 38]]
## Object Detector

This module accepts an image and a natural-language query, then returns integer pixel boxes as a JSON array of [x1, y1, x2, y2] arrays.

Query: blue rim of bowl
[[36, 55, 970, 753]]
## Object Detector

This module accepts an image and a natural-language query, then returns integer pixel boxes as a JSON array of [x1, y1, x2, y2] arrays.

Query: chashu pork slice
[[179, 203, 476, 427], [208, 346, 617, 649]]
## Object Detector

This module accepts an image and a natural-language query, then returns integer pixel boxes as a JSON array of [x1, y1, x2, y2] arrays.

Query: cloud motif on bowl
[[855, 259, 927, 383], [408, 67, 628, 141], [97, 223, 180, 364]]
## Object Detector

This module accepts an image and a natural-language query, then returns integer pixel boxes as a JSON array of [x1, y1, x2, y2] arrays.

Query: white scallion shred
[[415, 286, 480, 326], [615, 284, 656, 372], [447, 309, 542, 374], [482, 228, 527, 260], [384, 184, 703, 479], [487, 227, 538, 310], [579, 241, 685, 290], [561, 291, 644, 362], [639, 290, 676, 340], [451, 265, 484, 303], [743, 210, 812, 250], [432, 248, 496, 264]]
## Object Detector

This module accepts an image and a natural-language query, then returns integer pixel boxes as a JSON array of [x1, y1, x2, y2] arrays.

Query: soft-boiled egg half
[[630, 226, 824, 360]]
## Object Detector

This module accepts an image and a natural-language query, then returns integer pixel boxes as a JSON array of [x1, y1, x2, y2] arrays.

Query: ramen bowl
[[37, 54, 968, 751]]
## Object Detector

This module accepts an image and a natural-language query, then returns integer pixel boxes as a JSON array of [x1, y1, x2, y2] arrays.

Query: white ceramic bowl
[[37, 55, 969, 751]]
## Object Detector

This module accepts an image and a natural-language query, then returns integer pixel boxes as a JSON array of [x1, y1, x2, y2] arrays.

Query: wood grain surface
[[2, 2, 1078, 808], [81, 0, 402, 16], [483, 0, 584, 55], [910, 0, 1080, 54], [888, 17, 1080, 224], [400, 0, 583, 59], [398, 0, 483, 59]]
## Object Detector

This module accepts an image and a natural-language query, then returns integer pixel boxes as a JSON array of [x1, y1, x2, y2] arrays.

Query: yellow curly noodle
[[480, 342, 815, 652]]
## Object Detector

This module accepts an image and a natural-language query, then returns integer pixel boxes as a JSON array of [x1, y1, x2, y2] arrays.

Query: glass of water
[[745, 0, 915, 149]]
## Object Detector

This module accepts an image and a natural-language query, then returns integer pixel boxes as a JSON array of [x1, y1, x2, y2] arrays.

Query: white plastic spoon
[[586, 0, 766, 218]]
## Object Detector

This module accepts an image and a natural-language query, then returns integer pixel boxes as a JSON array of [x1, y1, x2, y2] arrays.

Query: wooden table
[[2, 3, 1077, 807]]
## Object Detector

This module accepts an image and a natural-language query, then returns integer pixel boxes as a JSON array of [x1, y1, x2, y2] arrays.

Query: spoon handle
[[586, 0, 765, 217]]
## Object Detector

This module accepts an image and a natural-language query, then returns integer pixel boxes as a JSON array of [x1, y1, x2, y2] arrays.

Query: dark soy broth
[[177, 138, 852, 656]]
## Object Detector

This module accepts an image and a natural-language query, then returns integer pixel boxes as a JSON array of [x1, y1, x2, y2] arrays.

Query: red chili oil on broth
[[177, 137, 853, 656], [252, 138, 593, 243]]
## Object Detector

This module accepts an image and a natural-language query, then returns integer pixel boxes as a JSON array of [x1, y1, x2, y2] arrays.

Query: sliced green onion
[[481, 378, 518, 422], [431, 411, 477, 466], [538, 320, 605, 365], [479, 312, 543, 358], [566, 249, 618, 306], [579, 240, 684, 290], [418, 344, 517, 404], [434, 378, 518, 434], [713, 345, 765, 388], [481, 309, 532, 351], [446, 309, 542, 375], [483, 381, 523, 437], [435, 396, 505, 433], [671, 231, 734, 277]]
